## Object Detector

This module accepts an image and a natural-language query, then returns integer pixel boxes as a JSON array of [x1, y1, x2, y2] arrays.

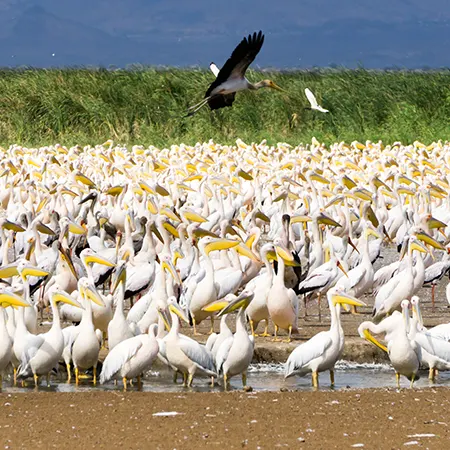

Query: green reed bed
[[0, 67, 448, 146]]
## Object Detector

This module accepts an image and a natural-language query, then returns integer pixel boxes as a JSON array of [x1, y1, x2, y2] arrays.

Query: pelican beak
[[67, 220, 86, 235], [202, 300, 230, 313], [111, 264, 126, 294], [204, 238, 239, 255], [83, 253, 115, 267], [75, 171, 96, 188], [20, 265, 49, 279], [0, 291, 30, 308], [348, 237, 360, 254], [245, 233, 257, 249], [427, 216, 447, 230], [79, 191, 97, 204], [193, 227, 219, 239], [157, 308, 171, 331], [168, 302, 189, 323], [362, 328, 388, 353], [160, 208, 181, 223], [415, 231, 445, 250], [410, 239, 429, 254], [59, 244, 79, 279], [105, 186, 124, 196], [290, 215, 312, 224], [150, 222, 164, 243], [36, 222, 56, 235], [218, 291, 254, 316], [162, 221, 180, 238], [332, 292, 366, 308], [235, 243, 260, 262], [411, 303, 423, 328], [52, 290, 84, 309], [162, 259, 182, 285], [0, 264, 20, 279], [2, 220, 25, 232], [255, 211, 270, 223], [182, 210, 207, 223], [317, 213, 341, 228], [173, 248, 185, 267], [275, 244, 294, 262], [366, 227, 382, 240], [337, 260, 348, 277], [83, 284, 106, 307]]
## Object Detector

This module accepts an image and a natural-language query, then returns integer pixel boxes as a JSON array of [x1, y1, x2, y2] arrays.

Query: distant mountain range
[[0, 1, 449, 68]]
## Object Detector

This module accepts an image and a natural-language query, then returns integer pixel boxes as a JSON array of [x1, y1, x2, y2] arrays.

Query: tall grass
[[0, 67, 449, 146]]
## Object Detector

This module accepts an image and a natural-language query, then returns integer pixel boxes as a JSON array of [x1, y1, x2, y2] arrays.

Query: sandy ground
[[1, 389, 449, 449]]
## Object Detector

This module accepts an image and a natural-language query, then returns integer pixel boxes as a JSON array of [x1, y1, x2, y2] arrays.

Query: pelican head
[[217, 290, 255, 317]]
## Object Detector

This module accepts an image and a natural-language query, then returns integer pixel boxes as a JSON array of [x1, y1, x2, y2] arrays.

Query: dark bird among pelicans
[[187, 31, 284, 116]]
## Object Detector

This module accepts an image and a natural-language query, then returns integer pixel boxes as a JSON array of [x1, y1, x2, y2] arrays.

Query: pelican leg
[[282, 325, 292, 343], [250, 320, 256, 337], [396, 372, 400, 388], [187, 373, 194, 387], [330, 370, 335, 387], [259, 319, 271, 337], [429, 367, 435, 381], [223, 373, 229, 391], [410, 373, 416, 389], [193, 318, 200, 336], [114, 380, 117, 386], [93, 366, 97, 386], [242, 372, 247, 388], [182, 373, 188, 387], [431, 284, 435, 310], [317, 292, 321, 321], [0, 374, 2, 389], [210, 376, 215, 387], [303, 295, 308, 318], [312, 371, 319, 389], [209, 316, 215, 335], [75, 367, 79, 385], [13, 367, 17, 386], [137, 376, 142, 390], [123, 377, 127, 391], [66, 363, 71, 383], [130, 379, 134, 386], [46, 373, 50, 387], [173, 371, 178, 384], [34, 374, 39, 388], [272, 324, 281, 342]]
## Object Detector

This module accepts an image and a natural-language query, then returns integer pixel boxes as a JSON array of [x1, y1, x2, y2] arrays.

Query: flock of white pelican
[[0, 138, 450, 392]]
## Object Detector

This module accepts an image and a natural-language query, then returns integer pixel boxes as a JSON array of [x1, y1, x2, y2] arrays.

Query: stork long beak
[[204, 238, 239, 255], [269, 81, 285, 92], [348, 237, 360, 254], [331, 292, 366, 308], [58, 243, 79, 280], [337, 260, 348, 277], [162, 259, 182, 285], [0, 291, 30, 308], [168, 302, 189, 323], [218, 291, 254, 316], [362, 328, 388, 353], [52, 290, 84, 309]]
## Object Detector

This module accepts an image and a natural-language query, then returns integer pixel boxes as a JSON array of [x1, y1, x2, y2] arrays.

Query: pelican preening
[[0, 138, 450, 392], [187, 31, 284, 116]]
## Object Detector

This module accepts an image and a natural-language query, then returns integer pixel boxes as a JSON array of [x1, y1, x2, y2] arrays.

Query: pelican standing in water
[[187, 31, 283, 116]]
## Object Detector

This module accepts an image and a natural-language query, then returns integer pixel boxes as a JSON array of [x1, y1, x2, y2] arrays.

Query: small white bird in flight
[[305, 88, 329, 113]]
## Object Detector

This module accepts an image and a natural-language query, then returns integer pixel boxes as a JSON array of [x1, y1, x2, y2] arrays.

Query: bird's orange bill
[[204, 238, 240, 255], [0, 291, 30, 308], [414, 233, 444, 250], [362, 328, 388, 353], [52, 290, 84, 309], [235, 243, 260, 262], [2, 220, 25, 232], [348, 237, 360, 254], [218, 291, 254, 316], [337, 260, 348, 277], [168, 302, 189, 323], [162, 259, 182, 285], [331, 292, 366, 308]]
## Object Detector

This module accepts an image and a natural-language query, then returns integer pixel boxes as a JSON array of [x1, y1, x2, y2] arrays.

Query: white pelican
[[99, 323, 159, 390], [285, 288, 365, 388], [359, 300, 420, 388], [17, 288, 83, 386], [213, 290, 255, 390], [187, 31, 283, 116], [163, 298, 217, 387], [0, 291, 31, 387], [304, 88, 329, 113], [267, 241, 299, 342]]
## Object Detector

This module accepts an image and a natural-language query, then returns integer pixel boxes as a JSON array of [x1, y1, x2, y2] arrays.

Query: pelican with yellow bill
[[285, 288, 366, 388]]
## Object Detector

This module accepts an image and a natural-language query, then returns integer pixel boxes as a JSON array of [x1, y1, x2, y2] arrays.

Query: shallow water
[[3, 362, 450, 393]]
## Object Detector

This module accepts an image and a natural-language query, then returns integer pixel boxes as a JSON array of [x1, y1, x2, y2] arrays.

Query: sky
[[0, 1, 449, 68]]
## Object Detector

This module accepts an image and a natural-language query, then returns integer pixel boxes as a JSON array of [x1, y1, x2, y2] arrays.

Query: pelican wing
[[285, 331, 332, 377], [206, 31, 264, 99], [215, 336, 234, 373], [125, 263, 155, 296], [18, 333, 45, 374], [305, 88, 319, 109], [415, 332, 450, 364], [179, 337, 217, 376], [347, 266, 366, 289], [99, 336, 144, 384], [429, 323, 450, 341], [205, 332, 218, 351], [424, 261, 450, 284]]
